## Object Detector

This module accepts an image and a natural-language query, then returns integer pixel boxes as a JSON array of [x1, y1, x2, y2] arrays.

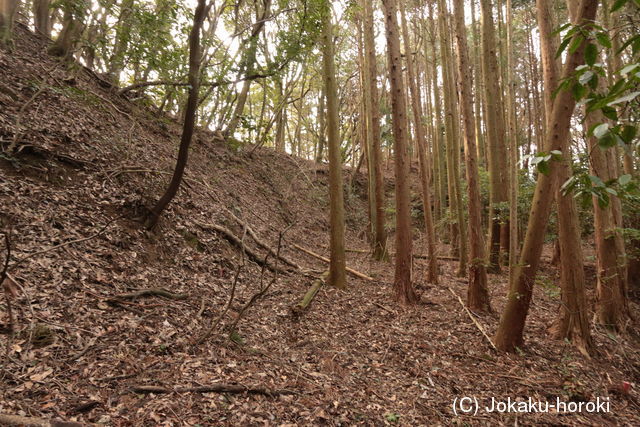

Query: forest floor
[[1, 24, 640, 426]]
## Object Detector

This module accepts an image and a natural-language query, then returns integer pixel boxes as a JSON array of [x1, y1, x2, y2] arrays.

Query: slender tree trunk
[[33, 0, 50, 37], [480, 0, 509, 272], [382, 0, 418, 305], [0, 0, 18, 49], [400, 2, 438, 284], [493, 0, 599, 352], [321, 0, 346, 289], [316, 88, 326, 162], [224, 0, 272, 138], [145, 0, 208, 229], [362, 0, 388, 260], [506, 0, 518, 279], [536, 0, 591, 353], [48, 0, 86, 59], [452, 0, 491, 311]]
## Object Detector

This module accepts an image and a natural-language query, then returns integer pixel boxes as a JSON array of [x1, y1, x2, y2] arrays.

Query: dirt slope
[[1, 24, 640, 426]]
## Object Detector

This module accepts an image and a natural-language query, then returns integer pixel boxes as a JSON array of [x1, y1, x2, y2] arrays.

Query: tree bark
[[381, 0, 418, 305], [321, 0, 346, 289], [400, 2, 437, 284], [452, 0, 491, 312], [493, 0, 599, 352], [480, 0, 509, 272], [0, 0, 19, 49], [145, 0, 208, 229], [362, 0, 388, 261]]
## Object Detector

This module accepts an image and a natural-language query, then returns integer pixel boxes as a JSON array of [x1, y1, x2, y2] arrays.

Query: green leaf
[[607, 91, 640, 106], [585, 43, 598, 66], [619, 63, 639, 75], [619, 174, 632, 186], [589, 175, 605, 187], [537, 160, 550, 175], [572, 83, 587, 100], [552, 23, 572, 36], [593, 123, 609, 139], [605, 187, 618, 196], [385, 413, 400, 423], [556, 37, 572, 58], [598, 133, 617, 148], [620, 125, 637, 143], [596, 33, 612, 49], [601, 106, 618, 121], [568, 34, 585, 54], [611, 0, 629, 12]]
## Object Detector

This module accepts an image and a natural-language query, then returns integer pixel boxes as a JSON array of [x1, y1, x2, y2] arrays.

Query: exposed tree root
[[291, 243, 374, 281]]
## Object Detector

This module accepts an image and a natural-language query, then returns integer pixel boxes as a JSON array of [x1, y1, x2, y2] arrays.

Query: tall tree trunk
[[108, 0, 134, 83], [493, 0, 599, 352], [536, 0, 591, 353], [400, 1, 438, 284], [452, 0, 491, 311], [480, 0, 509, 272], [145, 0, 208, 229], [33, 0, 51, 37], [362, 0, 388, 260], [224, 0, 272, 138], [48, 0, 86, 59], [381, 0, 418, 305], [505, 0, 518, 278], [321, 0, 346, 289], [316, 88, 326, 162], [0, 0, 18, 49]]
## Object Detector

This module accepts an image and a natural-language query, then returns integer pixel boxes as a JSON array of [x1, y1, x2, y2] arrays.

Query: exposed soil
[[1, 24, 639, 426]]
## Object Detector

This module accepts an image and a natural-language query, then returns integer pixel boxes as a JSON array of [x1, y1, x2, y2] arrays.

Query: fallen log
[[195, 221, 287, 274], [291, 271, 329, 318], [291, 244, 374, 281], [131, 383, 296, 397]]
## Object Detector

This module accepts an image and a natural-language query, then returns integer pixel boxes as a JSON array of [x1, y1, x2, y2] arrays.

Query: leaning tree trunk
[[536, 0, 592, 353], [145, 0, 208, 229], [452, 0, 491, 312], [399, 1, 438, 284], [381, 0, 418, 305], [493, 0, 599, 352], [321, 0, 346, 289]]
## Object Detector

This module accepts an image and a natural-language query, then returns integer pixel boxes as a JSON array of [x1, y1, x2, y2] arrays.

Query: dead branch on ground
[[448, 287, 498, 352], [291, 270, 328, 318], [107, 288, 188, 302], [131, 383, 296, 396], [291, 243, 374, 281], [0, 413, 88, 426], [194, 220, 287, 274]]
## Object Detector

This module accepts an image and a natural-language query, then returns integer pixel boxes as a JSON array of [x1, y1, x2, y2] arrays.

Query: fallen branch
[[227, 212, 301, 270], [447, 287, 498, 352], [108, 288, 188, 301], [131, 383, 296, 396], [291, 244, 374, 281], [194, 220, 286, 274], [291, 271, 328, 317], [0, 413, 87, 426]]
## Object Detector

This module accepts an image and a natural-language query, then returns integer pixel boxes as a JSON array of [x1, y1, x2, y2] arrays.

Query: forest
[[0, 0, 639, 424]]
